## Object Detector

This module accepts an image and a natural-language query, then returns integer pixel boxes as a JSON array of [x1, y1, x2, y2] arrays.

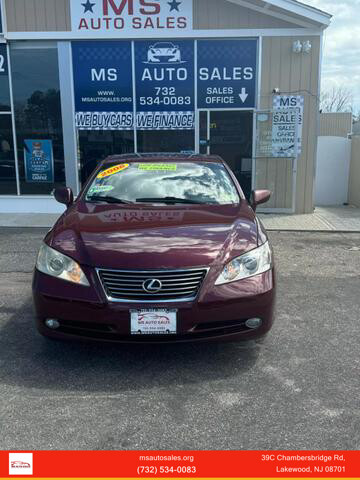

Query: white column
[[58, 41, 80, 194]]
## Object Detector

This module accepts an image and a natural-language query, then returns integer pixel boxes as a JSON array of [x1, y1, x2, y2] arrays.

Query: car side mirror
[[250, 190, 271, 211], [54, 187, 74, 208]]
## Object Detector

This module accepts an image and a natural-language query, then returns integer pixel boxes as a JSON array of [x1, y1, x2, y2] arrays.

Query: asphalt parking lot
[[0, 228, 359, 450]]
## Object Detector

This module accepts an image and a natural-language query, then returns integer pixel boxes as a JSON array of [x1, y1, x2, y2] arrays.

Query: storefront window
[[137, 130, 195, 153], [0, 44, 11, 112], [0, 75, 11, 112], [0, 115, 17, 195], [11, 46, 65, 195], [0, 44, 17, 195]]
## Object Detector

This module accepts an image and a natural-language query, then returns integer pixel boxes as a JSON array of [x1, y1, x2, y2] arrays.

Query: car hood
[[48, 201, 259, 269]]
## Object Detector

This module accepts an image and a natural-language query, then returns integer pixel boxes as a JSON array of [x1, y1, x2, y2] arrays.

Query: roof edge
[[225, 0, 332, 28], [264, 0, 332, 26]]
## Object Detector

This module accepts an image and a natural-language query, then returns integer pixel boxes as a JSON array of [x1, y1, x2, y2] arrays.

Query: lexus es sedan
[[32, 153, 275, 343]]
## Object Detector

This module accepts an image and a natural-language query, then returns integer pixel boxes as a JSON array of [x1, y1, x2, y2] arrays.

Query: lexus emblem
[[142, 278, 162, 293]]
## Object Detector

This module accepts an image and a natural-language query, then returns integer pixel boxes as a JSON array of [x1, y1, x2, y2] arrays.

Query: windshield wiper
[[136, 196, 206, 205], [87, 195, 133, 204]]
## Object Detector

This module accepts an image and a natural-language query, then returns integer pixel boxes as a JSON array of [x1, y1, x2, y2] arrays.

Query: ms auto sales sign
[[272, 95, 304, 157], [71, 0, 193, 37]]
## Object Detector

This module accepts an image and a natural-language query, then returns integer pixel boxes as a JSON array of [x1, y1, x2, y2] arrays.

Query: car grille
[[97, 268, 208, 303]]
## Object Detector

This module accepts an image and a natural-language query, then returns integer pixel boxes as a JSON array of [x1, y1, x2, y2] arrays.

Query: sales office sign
[[71, 0, 193, 36]]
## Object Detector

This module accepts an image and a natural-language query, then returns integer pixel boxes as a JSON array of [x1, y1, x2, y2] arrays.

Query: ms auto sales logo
[[72, 0, 193, 33], [9, 453, 33, 475]]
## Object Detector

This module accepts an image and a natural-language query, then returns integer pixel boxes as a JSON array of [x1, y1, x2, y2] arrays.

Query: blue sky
[[306, 0, 360, 111]]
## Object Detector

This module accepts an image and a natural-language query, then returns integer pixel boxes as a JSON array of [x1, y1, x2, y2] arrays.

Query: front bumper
[[32, 267, 276, 344]]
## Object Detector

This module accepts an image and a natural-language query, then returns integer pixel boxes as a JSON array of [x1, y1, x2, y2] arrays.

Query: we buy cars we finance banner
[[0, 450, 359, 478]]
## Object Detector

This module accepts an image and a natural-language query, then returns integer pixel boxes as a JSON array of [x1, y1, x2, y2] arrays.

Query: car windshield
[[85, 162, 240, 205]]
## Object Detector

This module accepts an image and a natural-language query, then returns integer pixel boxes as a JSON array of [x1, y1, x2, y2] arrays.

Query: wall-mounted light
[[303, 40, 312, 54], [292, 40, 312, 54], [292, 40, 303, 54]]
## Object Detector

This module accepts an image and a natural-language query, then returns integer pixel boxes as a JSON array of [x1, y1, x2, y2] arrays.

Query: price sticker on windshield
[[88, 185, 114, 194], [97, 164, 129, 179], [138, 164, 177, 171]]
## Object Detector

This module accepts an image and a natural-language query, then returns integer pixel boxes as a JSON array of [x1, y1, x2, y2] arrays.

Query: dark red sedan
[[32, 154, 275, 343]]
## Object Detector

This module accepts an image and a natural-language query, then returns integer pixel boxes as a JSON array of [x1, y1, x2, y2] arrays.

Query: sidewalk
[[0, 206, 360, 232], [259, 206, 360, 232], [0, 213, 60, 228]]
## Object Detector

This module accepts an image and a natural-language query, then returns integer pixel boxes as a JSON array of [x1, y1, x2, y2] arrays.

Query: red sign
[[0, 450, 359, 478]]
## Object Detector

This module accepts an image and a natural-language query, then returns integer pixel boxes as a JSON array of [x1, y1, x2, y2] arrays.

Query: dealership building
[[0, 0, 331, 214]]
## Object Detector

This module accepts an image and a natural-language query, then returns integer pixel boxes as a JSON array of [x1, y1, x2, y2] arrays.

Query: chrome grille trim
[[96, 267, 209, 303], [100, 272, 205, 279]]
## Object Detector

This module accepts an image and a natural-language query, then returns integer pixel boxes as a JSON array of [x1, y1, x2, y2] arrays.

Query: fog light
[[245, 318, 262, 329], [45, 319, 60, 330]]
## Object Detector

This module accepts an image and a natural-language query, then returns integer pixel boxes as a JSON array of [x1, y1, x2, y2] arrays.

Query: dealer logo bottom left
[[9, 453, 33, 475]]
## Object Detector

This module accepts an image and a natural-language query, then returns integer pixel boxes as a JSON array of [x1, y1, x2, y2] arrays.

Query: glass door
[[199, 110, 253, 199]]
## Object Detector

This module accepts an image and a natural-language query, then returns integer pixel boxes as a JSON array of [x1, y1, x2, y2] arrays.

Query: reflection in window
[[199, 111, 208, 155], [0, 77, 11, 112], [0, 115, 17, 194], [0, 45, 11, 112], [79, 130, 134, 185], [11, 47, 65, 195]]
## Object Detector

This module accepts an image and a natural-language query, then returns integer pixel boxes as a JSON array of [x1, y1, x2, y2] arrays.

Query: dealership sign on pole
[[272, 95, 304, 157], [71, 0, 193, 36]]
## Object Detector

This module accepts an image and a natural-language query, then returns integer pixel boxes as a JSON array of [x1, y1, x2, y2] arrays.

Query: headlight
[[215, 241, 273, 285], [36, 243, 90, 286]]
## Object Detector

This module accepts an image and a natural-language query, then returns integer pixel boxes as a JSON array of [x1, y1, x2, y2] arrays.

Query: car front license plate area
[[130, 309, 177, 335]]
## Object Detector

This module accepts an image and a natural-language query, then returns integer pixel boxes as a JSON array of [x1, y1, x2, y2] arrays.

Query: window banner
[[0, 450, 359, 478], [135, 40, 195, 130], [197, 39, 257, 109], [72, 41, 134, 130], [24, 140, 54, 183], [71, 39, 260, 130]]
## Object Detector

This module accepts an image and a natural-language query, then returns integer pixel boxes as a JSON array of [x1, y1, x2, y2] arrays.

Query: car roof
[[102, 153, 224, 164]]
